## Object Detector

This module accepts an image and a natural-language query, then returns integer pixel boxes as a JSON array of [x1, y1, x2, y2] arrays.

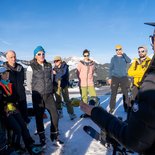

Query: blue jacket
[[53, 61, 69, 88], [109, 53, 131, 78]]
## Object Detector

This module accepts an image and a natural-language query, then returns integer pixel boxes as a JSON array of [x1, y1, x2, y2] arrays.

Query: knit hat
[[115, 45, 122, 49], [138, 45, 148, 53], [34, 46, 45, 57], [54, 56, 62, 61], [0, 67, 8, 74]]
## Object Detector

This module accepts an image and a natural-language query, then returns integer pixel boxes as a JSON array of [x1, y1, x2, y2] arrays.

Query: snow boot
[[69, 113, 77, 120], [0, 145, 18, 155], [38, 132, 46, 149], [50, 131, 64, 147], [14, 144, 27, 154], [80, 113, 90, 118], [89, 96, 100, 106], [27, 144, 43, 155], [58, 110, 63, 119], [109, 108, 114, 114]]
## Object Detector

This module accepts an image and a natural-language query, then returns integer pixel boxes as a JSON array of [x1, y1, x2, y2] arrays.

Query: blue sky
[[0, 0, 155, 63]]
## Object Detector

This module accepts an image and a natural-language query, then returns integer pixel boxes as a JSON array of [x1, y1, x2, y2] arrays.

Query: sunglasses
[[116, 48, 122, 51], [37, 53, 45, 56], [84, 55, 89, 57], [138, 50, 145, 53], [54, 60, 60, 63]]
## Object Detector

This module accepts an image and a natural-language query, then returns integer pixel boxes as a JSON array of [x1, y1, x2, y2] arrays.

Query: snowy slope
[[64, 56, 98, 71], [26, 87, 137, 155], [0, 51, 6, 65]]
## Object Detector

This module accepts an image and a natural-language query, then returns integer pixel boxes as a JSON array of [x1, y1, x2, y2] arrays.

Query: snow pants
[[109, 76, 129, 111], [6, 112, 34, 148], [80, 86, 96, 104], [32, 92, 59, 133], [17, 98, 29, 123], [54, 86, 74, 114]]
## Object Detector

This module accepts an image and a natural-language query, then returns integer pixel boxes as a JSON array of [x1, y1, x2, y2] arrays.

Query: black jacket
[[0, 82, 17, 117], [30, 59, 53, 95], [91, 72, 155, 155], [3, 62, 26, 101]]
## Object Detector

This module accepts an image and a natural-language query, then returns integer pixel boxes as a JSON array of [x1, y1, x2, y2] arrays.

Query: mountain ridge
[[0, 52, 110, 81]]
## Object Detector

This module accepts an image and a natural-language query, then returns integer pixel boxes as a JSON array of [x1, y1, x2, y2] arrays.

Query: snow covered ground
[[26, 87, 135, 155]]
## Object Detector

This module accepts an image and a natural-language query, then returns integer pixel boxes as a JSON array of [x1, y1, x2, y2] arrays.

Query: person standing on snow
[[53, 56, 76, 120], [107, 45, 131, 113], [127, 45, 151, 119], [77, 49, 97, 118], [3, 50, 30, 124], [26, 46, 63, 149]]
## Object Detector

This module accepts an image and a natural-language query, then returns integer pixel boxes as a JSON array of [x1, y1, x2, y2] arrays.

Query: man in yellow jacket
[[128, 46, 151, 113]]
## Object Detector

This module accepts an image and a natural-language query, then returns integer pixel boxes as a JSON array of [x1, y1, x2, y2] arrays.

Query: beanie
[[115, 45, 122, 49], [138, 45, 148, 53], [34, 46, 45, 57]]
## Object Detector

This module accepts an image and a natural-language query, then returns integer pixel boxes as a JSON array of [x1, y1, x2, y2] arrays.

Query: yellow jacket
[[128, 56, 151, 87]]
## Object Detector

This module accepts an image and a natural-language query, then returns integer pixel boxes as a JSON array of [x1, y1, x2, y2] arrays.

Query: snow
[[64, 56, 98, 71], [26, 87, 136, 155]]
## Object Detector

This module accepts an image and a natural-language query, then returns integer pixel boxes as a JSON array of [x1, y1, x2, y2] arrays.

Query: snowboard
[[83, 125, 134, 155], [83, 125, 106, 146]]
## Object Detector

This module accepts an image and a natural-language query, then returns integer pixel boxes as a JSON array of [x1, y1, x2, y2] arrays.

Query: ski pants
[[80, 86, 96, 104], [32, 92, 59, 133], [54, 86, 74, 114], [17, 98, 29, 123], [0, 118, 7, 151], [109, 76, 129, 111], [0, 118, 18, 155], [6, 112, 34, 148]]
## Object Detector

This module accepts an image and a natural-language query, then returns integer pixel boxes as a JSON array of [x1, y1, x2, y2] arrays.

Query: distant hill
[[0, 51, 7, 65]]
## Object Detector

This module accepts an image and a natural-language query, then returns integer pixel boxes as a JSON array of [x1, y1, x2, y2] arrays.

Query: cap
[[0, 67, 8, 74], [115, 45, 122, 49], [34, 46, 45, 57], [54, 56, 62, 61], [144, 22, 155, 27]]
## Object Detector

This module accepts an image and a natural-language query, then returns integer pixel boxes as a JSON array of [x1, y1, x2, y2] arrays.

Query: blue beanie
[[34, 46, 45, 57]]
